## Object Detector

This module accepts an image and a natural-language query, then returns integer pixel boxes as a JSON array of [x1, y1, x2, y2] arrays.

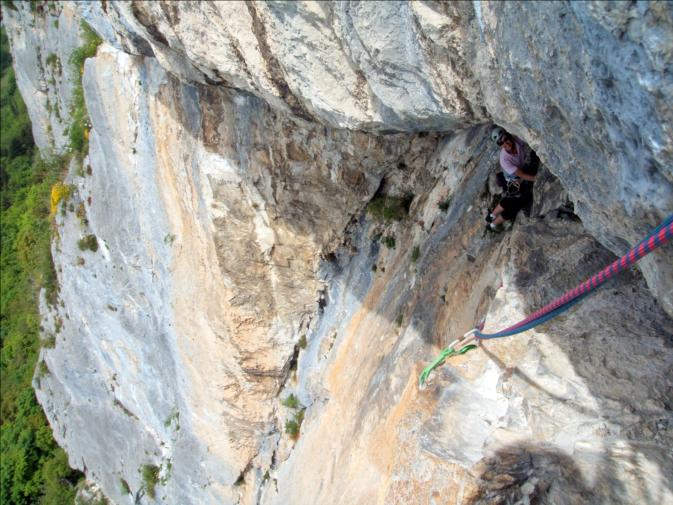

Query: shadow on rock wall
[[466, 438, 673, 505], [465, 442, 593, 505]]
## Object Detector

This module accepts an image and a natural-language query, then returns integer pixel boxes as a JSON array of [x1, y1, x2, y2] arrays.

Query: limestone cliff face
[[3, 1, 83, 153], [79, 0, 673, 313], [3, 2, 672, 505]]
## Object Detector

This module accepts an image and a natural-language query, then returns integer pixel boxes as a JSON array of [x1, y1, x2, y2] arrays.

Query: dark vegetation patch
[[281, 394, 299, 409], [382, 235, 396, 249], [281, 393, 306, 440], [140, 464, 160, 499], [438, 196, 451, 211], [411, 245, 420, 263], [119, 478, 131, 496], [366, 194, 412, 223], [77, 234, 98, 252]]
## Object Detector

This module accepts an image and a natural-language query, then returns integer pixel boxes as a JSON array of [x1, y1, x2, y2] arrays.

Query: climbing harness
[[419, 213, 673, 386], [504, 178, 522, 198]]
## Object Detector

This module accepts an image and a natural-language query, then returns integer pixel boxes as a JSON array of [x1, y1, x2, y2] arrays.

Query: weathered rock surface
[[77, 0, 673, 315], [2, 1, 83, 153], [3, 1, 673, 504], [13, 28, 438, 505], [266, 129, 673, 505]]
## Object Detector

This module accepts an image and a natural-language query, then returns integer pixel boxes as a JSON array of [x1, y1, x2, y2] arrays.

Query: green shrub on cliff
[[68, 21, 102, 155], [411, 245, 420, 263], [382, 235, 396, 249], [140, 464, 160, 499], [77, 234, 98, 252], [281, 394, 299, 409], [366, 194, 412, 223]]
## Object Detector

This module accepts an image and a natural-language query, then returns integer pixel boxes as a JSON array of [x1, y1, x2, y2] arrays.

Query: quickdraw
[[418, 330, 479, 386]]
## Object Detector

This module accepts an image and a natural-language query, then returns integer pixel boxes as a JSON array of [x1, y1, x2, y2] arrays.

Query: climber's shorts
[[500, 192, 532, 221]]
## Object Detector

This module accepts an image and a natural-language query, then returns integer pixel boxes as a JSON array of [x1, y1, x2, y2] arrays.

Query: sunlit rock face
[[29, 43, 437, 504], [3, 1, 673, 504]]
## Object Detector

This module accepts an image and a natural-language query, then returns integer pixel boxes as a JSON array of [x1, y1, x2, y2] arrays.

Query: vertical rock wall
[[3, 1, 673, 504], [3, 1, 82, 153]]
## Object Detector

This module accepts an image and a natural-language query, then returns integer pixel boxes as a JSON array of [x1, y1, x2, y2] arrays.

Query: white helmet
[[491, 127, 506, 144]]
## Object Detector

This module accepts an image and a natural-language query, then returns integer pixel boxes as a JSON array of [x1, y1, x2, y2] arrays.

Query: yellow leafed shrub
[[50, 182, 71, 215]]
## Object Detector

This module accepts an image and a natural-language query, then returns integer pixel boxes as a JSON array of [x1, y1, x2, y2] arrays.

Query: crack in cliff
[[245, 1, 313, 122], [130, 1, 169, 47]]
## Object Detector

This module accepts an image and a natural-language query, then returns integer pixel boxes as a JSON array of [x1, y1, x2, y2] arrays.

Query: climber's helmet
[[491, 127, 507, 146]]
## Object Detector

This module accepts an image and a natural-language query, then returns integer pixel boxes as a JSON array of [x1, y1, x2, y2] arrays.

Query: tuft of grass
[[160, 460, 172, 485], [37, 360, 50, 378], [366, 195, 412, 223], [285, 419, 299, 438], [77, 234, 98, 252], [395, 314, 403, 327], [285, 407, 306, 439], [76, 202, 88, 227], [2, 1, 18, 12], [281, 394, 299, 409], [382, 235, 396, 249], [69, 22, 103, 70], [297, 335, 307, 349], [411, 245, 420, 263], [42, 335, 56, 348], [140, 464, 160, 499], [164, 410, 180, 430], [45, 53, 61, 74]]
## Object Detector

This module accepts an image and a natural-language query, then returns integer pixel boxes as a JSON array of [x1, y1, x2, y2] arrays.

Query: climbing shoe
[[485, 213, 496, 223]]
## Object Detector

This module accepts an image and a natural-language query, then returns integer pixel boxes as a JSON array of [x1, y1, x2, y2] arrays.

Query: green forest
[[0, 21, 100, 504]]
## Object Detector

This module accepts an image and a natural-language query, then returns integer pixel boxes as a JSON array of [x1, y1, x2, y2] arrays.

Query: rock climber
[[486, 127, 539, 230]]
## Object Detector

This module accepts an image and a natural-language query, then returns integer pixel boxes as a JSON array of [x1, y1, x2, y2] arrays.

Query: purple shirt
[[499, 137, 526, 178]]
